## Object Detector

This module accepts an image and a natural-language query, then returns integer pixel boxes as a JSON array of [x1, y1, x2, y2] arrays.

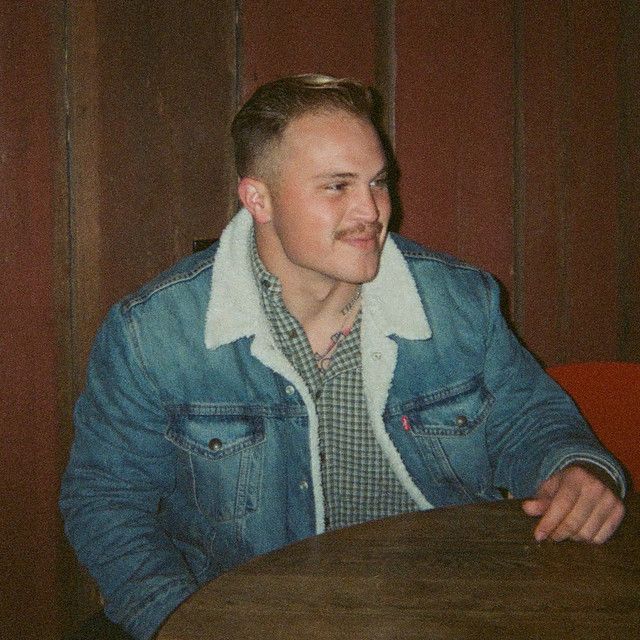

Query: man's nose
[[353, 186, 381, 221]]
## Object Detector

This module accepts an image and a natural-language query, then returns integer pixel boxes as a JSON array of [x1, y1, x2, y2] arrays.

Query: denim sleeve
[[59, 304, 199, 640], [480, 275, 627, 499]]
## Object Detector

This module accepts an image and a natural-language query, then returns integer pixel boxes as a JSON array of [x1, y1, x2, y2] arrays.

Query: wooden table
[[159, 494, 640, 639]]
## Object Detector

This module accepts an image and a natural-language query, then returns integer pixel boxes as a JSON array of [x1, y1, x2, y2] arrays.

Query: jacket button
[[455, 415, 468, 427], [285, 385, 295, 395], [298, 479, 309, 490], [208, 438, 223, 451]]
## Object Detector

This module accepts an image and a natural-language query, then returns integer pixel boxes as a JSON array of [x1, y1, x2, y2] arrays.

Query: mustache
[[334, 222, 384, 241]]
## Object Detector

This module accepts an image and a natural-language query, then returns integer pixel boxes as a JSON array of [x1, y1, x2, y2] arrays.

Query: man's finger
[[521, 475, 559, 518], [589, 501, 625, 544], [558, 491, 621, 542], [532, 481, 580, 541]]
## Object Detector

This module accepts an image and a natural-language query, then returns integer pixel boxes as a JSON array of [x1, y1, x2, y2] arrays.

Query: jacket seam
[[122, 250, 217, 312], [119, 303, 167, 402], [399, 249, 484, 274]]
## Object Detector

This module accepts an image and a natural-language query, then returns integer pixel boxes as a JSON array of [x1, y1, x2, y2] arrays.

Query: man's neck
[[281, 276, 359, 325], [254, 223, 360, 325], [253, 225, 361, 355], [279, 271, 360, 356]]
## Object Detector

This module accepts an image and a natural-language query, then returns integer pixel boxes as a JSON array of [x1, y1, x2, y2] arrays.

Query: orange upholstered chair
[[546, 361, 640, 492]]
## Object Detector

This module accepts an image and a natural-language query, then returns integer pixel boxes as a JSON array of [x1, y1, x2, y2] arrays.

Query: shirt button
[[298, 479, 309, 490], [285, 385, 295, 395], [455, 415, 468, 427], [288, 329, 298, 338], [372, 352, 382, 360], [208, 438, 223, 451]]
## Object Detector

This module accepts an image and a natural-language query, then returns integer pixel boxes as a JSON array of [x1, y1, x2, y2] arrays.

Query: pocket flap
[[393, 375, 494, 436], [166, 405, 265, 459]]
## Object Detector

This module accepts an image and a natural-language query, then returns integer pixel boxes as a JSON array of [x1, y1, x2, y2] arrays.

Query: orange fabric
[[546, 361, 640, 492]]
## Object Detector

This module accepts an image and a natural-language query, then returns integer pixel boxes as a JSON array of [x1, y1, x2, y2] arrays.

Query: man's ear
[[237, 177, 272, 224]]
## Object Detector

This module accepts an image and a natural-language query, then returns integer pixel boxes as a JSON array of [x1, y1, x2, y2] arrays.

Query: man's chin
[[341, 260, 382, 285]]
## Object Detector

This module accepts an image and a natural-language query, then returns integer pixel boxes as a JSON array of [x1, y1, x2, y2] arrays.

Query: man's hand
[[521, 464, 625, 544]]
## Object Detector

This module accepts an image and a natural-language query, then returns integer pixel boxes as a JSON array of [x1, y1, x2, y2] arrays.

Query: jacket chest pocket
[[166, 407, 265, 522], [390, 376, 495, 500]]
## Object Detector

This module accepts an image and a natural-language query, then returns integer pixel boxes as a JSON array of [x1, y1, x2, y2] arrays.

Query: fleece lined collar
[[204, 209, 431, 350]]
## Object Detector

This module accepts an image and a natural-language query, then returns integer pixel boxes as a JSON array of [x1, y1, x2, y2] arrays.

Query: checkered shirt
[[250, 236, 417, 530]]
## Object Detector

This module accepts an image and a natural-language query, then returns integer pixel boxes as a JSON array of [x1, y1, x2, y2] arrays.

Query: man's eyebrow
[[313, 171, 358, 180], [313, 167, 388, 180]]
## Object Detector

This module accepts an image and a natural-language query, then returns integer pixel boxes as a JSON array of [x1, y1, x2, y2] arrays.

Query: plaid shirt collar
[[249, 231, 282, 300]]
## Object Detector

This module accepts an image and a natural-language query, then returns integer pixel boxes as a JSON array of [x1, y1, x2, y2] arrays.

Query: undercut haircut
[[231, 74, 380, 179]]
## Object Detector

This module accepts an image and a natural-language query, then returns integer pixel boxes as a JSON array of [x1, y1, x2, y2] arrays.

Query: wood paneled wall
[[518, 1, 628, 364], [0, 3, 67, 639], [396, 0, 638, 365], [1, 1, 637, 637], [395, 0, 516, 294]]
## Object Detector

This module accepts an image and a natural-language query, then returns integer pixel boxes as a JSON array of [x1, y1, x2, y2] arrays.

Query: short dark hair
[[231, 74, 379, 179]]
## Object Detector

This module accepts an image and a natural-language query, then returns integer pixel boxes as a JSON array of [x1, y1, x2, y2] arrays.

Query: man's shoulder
[[390, 233, 488, 279], [120, 242, 220, 313]]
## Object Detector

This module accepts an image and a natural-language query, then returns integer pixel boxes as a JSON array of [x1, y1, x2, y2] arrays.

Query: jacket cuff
[[543, 450, 628, 499]]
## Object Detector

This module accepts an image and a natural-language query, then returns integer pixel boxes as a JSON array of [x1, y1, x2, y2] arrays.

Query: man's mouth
[[334, 223, 384, 244]]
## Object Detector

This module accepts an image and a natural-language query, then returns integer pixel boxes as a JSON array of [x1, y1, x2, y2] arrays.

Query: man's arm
[[59, 304, 199, 640], [478, 274, 627, 541]]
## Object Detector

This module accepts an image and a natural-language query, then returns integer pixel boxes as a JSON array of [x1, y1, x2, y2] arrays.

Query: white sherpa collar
[[204, 209, 432, 349]]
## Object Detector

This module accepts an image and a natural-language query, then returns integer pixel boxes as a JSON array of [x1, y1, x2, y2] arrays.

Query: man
[[60, 75, 626, 640]]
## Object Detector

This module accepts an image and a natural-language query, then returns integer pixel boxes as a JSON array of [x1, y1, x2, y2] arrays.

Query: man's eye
[[327, 182, 348, 192], [371, 176, 389, 189]]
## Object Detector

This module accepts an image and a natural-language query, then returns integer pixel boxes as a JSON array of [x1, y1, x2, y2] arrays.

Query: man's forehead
[[261, 109, 386, 183], [282, 108, 376, 141]]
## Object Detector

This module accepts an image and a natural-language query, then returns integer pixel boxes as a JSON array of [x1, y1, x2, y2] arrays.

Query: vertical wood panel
[[519, 1, 570, 363], [520, 1, 625, 365], [68, 0, 237, 382], [619, 0, 640, 362], [564, 1, 620, 362], [0, 3, 66, 638], [394, 1, 515, 300], [240, 0, 379, 99]]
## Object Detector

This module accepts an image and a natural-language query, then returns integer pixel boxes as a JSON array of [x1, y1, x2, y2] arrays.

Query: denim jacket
[[60, 210, 626, 639]]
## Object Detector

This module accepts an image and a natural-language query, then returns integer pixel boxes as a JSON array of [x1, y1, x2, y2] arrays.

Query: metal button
[[208, 438, 223, 451], [285, 385, 295, 395], [298, 479, 309, 490], [455, 415, 468, 427]]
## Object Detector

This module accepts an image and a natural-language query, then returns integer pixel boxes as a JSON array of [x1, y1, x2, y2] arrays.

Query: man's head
[[233, 74, 391, 290], [231, 74, 379, 181]]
